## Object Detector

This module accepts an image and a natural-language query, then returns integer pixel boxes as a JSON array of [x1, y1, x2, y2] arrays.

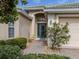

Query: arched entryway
[[35, 13, 47, 40]]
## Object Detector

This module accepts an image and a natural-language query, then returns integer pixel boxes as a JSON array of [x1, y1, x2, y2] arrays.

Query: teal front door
[[37, 23, 46, 38]]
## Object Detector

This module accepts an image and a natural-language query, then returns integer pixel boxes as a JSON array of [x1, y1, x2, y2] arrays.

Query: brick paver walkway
[[23, 40, 79, 59], [23, 40, 46, 54]]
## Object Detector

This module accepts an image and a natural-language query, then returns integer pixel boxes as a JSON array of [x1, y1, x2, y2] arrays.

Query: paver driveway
[[23, 40, 79, 59]]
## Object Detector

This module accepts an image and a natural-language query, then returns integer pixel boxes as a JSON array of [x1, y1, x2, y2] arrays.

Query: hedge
[[0, 37, 27, 49], [0, 45, 23, 59], [23, 54, 71, 59], [0, 45, 71, 59]]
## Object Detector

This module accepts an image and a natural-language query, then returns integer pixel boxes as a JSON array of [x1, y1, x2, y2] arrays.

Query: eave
[[45, 2, 79, 9], [23, 2, 79, 11], [23, 6, 45, 10], [44, 8, 79, 13]]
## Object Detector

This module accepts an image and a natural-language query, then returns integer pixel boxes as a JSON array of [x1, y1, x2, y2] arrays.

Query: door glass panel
[[37, 23, 46, 38]]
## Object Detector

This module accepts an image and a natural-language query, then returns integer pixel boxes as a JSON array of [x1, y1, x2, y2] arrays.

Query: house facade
[[0, 10, 32, 40], [0, 3, 79, 48]]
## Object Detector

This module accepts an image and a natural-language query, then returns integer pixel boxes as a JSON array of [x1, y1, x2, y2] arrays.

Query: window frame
[[8, 22, 14, 38]]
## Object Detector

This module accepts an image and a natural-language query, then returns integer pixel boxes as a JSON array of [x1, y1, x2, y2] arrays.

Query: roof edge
[[17, 10, 32, 21], [21, 2, 79, 10]]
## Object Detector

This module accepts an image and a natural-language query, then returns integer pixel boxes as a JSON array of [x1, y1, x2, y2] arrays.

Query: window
[[8, 22, 14, 38]]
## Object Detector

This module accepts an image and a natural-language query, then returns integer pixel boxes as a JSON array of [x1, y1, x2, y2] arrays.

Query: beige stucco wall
[[0, 23, 8, 40], [14, 19, 20, 38], [18, 14, 31, 38]]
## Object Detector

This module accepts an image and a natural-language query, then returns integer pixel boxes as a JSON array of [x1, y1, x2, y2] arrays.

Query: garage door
[[59, 17, 79, 48]]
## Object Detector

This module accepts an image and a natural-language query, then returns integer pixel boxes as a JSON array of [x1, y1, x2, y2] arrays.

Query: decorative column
[[48, 14, 56, 27], [31, 15, 36, 39], [47, 14, 56, 48]]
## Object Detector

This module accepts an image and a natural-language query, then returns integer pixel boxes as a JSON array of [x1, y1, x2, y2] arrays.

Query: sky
[[17, 0, 79, 7]]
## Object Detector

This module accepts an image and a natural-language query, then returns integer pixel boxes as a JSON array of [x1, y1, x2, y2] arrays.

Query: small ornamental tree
[[48, 22, 70, 48]]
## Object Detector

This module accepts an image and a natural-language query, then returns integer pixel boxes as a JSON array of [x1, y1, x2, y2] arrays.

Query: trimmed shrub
[[0, 40, 5, 45], [23, 54, 71, 59], [14, 38, 27, 49], [0, 45, 23, 59], [6, 38, 27, 49], [0, 37, 27, 49]]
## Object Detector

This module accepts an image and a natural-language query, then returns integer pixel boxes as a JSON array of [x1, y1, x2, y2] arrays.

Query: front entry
[[37, 23, 46, 38]]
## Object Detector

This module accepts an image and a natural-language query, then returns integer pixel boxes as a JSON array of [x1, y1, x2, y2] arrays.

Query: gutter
[[44, 8, 79, 13]]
